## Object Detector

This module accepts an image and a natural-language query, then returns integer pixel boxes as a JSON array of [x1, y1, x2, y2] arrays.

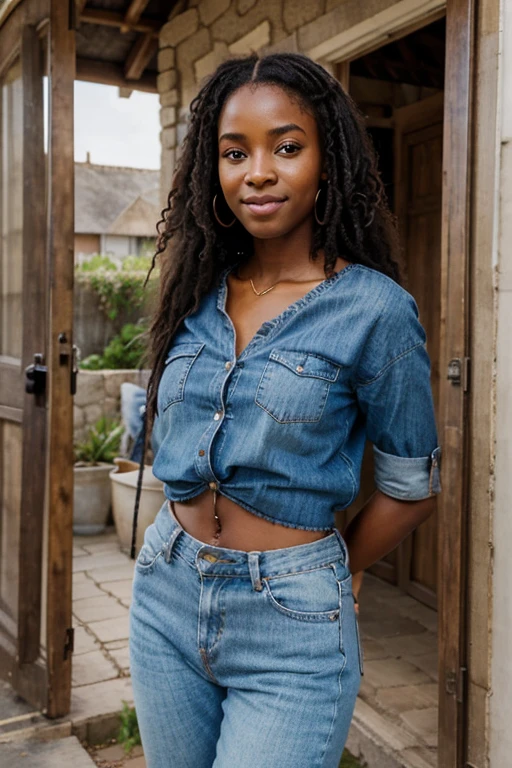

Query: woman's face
[[217, 83, 325, 241]]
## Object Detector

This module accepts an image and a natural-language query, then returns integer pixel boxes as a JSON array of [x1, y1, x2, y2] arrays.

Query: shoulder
[[343, 266, 426, 381]]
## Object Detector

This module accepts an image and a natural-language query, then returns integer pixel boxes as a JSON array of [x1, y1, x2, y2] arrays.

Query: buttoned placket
[[193, 265, 349, 489]]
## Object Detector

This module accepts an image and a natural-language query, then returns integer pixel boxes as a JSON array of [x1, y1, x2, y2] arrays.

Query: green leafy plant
[[117, 700, 141, 754], [75, 254, 157, 321], [74, 416, 123, 465], [80, 322, 147, 370]]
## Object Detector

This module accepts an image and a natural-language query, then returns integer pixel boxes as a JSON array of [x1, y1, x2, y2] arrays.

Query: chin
[[241, 220, 294, 240]]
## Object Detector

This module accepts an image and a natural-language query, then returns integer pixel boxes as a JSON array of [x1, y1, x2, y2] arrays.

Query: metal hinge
[[447, 357, 471, 392], [445, 665, 467, 704], [64, 627, 74, 660]]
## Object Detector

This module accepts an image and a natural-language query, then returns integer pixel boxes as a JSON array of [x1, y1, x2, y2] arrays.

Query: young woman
[[129, 52, 441, 768]]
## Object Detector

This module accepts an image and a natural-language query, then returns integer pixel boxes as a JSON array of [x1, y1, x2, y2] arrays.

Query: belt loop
[[248, 551, 263, 591], [332, 527, 350, 571], [164, 525, 182, 563]]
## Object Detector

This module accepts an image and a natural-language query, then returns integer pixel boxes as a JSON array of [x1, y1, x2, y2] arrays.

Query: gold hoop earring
[[314, 185, 328, 226], [213, 194, 236, 228]]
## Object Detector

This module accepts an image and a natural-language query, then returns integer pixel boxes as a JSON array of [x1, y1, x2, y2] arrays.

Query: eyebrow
[[218, 123, 306, 143]]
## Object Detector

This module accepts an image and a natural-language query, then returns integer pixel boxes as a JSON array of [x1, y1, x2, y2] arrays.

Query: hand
[[351, 571, 364, 616]]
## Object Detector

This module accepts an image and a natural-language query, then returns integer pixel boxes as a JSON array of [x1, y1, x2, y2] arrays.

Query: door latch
[[447, 357, 470, 391], [25, 353, 47, 396]]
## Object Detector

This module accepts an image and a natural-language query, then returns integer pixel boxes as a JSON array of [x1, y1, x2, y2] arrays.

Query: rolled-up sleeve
[[355, 295, 441, 501]]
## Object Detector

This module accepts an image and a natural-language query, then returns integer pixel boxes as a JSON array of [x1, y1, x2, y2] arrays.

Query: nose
[[244, 151, 277, 187]]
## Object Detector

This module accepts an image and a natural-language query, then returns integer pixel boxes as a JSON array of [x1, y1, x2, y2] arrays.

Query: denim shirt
[[152, 263, 441, 531]]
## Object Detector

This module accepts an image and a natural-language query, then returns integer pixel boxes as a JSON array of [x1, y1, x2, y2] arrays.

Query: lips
[[242, 195, 287, 216]]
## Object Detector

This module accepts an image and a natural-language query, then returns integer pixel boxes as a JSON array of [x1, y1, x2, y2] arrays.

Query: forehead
[[218, 83, 317, 136]]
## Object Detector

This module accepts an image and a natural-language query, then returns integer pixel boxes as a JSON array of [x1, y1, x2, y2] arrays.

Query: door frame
[[0, 0, 75, 717], [315, 1, 475, 766]]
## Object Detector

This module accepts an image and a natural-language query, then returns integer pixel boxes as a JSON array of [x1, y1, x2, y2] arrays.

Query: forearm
[[343, 490, 436, 574]]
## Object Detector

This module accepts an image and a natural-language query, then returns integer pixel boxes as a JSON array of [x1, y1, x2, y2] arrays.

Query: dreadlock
[[131, 53, 401, 555]]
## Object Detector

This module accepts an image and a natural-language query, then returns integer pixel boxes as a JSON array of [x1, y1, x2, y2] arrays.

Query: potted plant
[[110, 458, 164, 555], [74, 416, 124, 535]]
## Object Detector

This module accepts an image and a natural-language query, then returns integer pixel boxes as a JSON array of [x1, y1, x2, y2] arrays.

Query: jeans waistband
[[153, 501, 350, 589]]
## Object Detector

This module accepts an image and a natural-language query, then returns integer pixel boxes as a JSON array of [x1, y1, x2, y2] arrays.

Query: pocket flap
[[269, 349, 340, 382], [165, 342, 205, 365]]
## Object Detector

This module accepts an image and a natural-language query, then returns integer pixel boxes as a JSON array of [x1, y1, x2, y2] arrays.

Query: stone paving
[[71, 529, 438, 768]]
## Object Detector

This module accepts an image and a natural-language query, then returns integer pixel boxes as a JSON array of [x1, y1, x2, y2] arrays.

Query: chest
[[225, 277, 323, 358]]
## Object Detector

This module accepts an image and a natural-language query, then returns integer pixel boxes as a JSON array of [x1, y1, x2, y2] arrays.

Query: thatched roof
[[75, 162, 160, 236]]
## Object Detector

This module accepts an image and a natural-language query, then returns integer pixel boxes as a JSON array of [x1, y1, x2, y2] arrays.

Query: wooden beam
[[125, 32, 158, 80], [437, 0, 475, 765], [46, 0, 75, 719], [76, 58, 157, 92], [121, 0, 151, 33], [79, 8, 159, 35]]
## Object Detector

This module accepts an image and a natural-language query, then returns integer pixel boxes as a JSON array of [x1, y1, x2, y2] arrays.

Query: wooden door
[[0, 7, 48, 712], [0, 0, 75, 717], [394, 93, 444, 610]]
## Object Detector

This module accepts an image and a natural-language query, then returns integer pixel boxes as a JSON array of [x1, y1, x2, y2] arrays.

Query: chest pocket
[[158, 342, 205, 413], [255, 349, 340, 424]]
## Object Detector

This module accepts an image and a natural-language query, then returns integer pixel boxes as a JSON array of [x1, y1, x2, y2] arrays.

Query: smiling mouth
[[243, 199, 287, 216]]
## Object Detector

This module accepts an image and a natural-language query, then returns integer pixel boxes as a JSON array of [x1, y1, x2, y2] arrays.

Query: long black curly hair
[[130, 52, 401, 556]]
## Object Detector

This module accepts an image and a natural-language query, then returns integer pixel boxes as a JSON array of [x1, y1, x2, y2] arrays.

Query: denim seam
[[356, 341, 424, 387], [375, 479, 435, 501], [337, 451, 358, 509], [263, 562, 342, 580]]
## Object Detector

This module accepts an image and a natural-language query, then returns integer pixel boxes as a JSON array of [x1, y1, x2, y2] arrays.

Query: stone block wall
[[157, 0, 399, 203], [74, 369, 150, 445]]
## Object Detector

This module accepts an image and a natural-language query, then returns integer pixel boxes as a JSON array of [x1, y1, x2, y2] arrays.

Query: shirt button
[[296, 365, 304, 373], [225, 361, 232, 371], [213, 410, 223, 421], [198, 449, 205, 457], [209, 481, 218, 490]]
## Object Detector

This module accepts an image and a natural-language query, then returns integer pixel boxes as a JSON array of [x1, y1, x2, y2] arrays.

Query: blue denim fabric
[[152, 263, 441, 530], [130, 501, 363, 768]]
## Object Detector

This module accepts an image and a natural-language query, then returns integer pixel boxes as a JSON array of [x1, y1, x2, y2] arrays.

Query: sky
[[74, 81, 161, 170]]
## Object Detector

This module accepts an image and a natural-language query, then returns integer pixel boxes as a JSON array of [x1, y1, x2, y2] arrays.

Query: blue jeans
[[129, 502, 363, 768]]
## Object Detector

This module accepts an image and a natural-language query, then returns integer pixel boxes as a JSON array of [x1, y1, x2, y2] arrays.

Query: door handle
[[25, 353, 47, 396]]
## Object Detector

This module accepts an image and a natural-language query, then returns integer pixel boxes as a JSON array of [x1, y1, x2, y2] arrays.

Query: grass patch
[[340, 750, 365, 768]]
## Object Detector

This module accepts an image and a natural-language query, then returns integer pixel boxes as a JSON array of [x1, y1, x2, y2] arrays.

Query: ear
[[320, 170, 328, 181]]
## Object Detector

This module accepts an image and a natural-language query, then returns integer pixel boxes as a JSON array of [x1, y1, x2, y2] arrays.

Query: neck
[[245, 219, 324, 282]]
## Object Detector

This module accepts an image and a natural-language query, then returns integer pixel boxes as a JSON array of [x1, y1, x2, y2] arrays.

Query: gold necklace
[[242, 274, 323, 297], [249, 278, 281, 296]]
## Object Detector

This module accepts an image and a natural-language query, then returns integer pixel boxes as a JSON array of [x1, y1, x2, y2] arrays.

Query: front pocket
[[263, 564, 341, 622], [159, 342, 204, 413], [255, 349, 341, 423]]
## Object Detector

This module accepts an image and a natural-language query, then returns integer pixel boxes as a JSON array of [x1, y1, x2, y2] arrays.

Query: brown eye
[[224, 150, 246, 161], [277, 143, 301, 155]]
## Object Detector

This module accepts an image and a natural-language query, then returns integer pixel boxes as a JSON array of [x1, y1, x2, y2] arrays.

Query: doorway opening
[[338, 16, 446, 767]]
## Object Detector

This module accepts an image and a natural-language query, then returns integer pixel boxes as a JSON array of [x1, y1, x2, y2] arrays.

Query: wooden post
[[46, 0, 75, 718], [437, 0, 474, 765]]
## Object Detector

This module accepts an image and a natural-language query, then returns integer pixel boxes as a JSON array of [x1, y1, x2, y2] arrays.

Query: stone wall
[[157, 0, 400, 203], [74, 369, 150, 445]]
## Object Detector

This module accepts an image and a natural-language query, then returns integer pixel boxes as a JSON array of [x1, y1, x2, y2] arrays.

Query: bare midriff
[[172, 491, 330, 551]]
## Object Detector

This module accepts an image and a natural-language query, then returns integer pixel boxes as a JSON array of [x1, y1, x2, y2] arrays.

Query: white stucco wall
[[490, 1, 512, 764]]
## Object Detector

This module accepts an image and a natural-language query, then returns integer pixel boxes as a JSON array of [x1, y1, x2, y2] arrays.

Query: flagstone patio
[[71, 530, 438, 768]]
